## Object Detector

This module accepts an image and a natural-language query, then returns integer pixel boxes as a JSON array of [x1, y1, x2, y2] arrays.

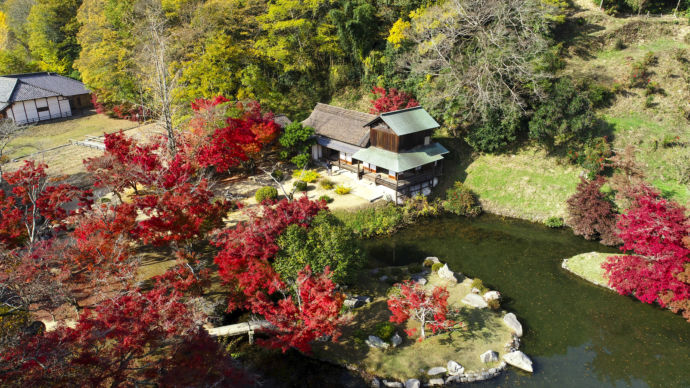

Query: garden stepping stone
[[427, 366, 447, 376], [503, 351, 533, 373], [428, 378, 445, 386], [503, 313, 523, 337], [480, 350, 498, 363], [462, 293, 488, 308], [382, 381, 403, 388]]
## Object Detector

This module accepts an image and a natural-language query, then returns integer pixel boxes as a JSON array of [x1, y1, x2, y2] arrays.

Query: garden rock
[[483, 291, 501, 301], [424, 257, 440, 266], [447, 360, 464, 375], [343, 298, 363, 308], [371, 378, 380, 388], [411, 276, 427, 285], [366, 335, 389, 349], [437, 264, 457, 282], [471, 287, 480, 294], [445, 375, 461, 384], [391, 333, 402, 347], [503, 313, 523, 337], [404, 379, 420, 388], [503, 351, 533, 373], [428, 378, 444, 386], [383, 380, 403, 388], [480, 350, 499, 363], [427, 366, 447, 376], [461, 293, 488, 308]]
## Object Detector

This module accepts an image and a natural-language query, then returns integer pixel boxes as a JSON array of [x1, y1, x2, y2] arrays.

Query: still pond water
[[359, 214, 690, 388]]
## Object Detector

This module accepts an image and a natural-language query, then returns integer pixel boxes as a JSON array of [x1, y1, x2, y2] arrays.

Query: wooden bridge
[[206, 320, 275, 344]]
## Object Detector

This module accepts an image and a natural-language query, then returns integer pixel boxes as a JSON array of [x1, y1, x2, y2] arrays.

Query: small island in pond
[[313, 259, 531, 386]]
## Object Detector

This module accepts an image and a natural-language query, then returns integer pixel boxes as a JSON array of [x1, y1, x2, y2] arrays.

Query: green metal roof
[[352, 142, 449, 173], [365, 107, 440, 136]]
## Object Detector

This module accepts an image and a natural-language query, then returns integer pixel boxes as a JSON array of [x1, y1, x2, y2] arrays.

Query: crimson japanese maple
[[2, 160, 92, 245], [387, 281, 458, 340], [370, 86, 419, 114], [603, 189, 690, 321], [0, 286, 245, 387], [566, 176, 620, 246], [213, 198, 346, 352], [0, 189, 26, 249]]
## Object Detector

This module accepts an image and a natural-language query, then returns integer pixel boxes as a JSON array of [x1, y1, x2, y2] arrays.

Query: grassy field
[[313, 268, 513, 381], [562, 252, 615, 287], [6, 113, 139, 159]]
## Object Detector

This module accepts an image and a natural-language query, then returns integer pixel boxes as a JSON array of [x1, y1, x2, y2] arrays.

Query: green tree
[[75, 0, 139, 104], [528, 78, 596, 150], [279, 122, 315, 166], [275, 211, 362, 284], [26, 0, 82, 76], [328, 0, 381, 65]]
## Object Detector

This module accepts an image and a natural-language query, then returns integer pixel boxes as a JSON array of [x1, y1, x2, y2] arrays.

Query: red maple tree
[[0, 286, 244, 387], [370, 86, 419, 114], [603, 189, 690, 321], [214, 198, 345, 352], [387, 281, 458, 340], [2, 160, 92, 245]]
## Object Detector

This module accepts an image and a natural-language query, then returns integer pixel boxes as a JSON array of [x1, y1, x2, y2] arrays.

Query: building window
[[424, 136, 431, 145], [37, 106, 50, 113]]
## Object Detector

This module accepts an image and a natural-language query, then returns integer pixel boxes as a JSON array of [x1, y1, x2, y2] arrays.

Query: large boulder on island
[[427, 366, 447, 376], [462, 293, 489, 308], [404, 379, 420, 388], [480, 350, 498, 363], [437, 264, 457, 283], [503, 351, 533, 372], [366, 335, 390, 349], [483, 290, 501, 301], [503, 313, 523, 337], [447, 360, 464, 375], [391, 333, 402, 347]]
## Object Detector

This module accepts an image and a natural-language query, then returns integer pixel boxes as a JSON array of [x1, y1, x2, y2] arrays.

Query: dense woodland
[[0, 0, 687, 157]]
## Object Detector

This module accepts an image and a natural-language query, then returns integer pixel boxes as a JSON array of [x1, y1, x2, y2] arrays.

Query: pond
[[362, 214, 690, 388]]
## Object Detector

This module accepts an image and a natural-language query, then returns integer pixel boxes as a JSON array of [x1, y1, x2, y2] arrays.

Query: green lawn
[[562, 252, 624, 288], [6, 113, 138, 159], [462, 149, 581, 223], [313, 269, 514, 381]]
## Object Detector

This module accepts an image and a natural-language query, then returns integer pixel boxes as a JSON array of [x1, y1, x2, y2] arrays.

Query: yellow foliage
[[0, 11, 7, 50], [387, 18, 410, 48]]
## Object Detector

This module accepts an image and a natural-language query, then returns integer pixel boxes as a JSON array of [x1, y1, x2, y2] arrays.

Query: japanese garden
[[0, 0, 689, 387]]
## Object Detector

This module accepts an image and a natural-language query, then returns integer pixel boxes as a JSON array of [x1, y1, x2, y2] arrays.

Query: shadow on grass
[[450, 306, 504, 343]]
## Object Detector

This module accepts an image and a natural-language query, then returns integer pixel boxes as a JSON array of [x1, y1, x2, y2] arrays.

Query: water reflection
[[362, 214, 690, 388]]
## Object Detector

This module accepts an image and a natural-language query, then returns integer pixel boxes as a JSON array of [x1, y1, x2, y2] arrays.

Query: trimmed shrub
[[255, 186, 278, 203], [335, 185, 351, 195], [545, 216, 564, 228], [431, 262, 444, 272], [471, 278, 488, 294], [320, 179, 335, 190], [374, 321, 396, 341], [566, 176, 621, 246], [443, 182, 481, 216], [292, 169, 320, 183], [318, 195, 333, 203], [567, 136, 612, 178], [294, 180, 308, 192]]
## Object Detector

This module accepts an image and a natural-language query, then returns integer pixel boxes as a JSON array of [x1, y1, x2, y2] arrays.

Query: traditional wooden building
[[306, 103, 448, 202], [0, 72, 92, 124]]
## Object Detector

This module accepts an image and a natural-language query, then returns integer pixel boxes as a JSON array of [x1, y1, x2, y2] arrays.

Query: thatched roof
[[302, 103, 375, 147]]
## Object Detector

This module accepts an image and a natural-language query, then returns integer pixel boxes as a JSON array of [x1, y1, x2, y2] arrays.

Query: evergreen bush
[[255, 186, 278, 203]]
